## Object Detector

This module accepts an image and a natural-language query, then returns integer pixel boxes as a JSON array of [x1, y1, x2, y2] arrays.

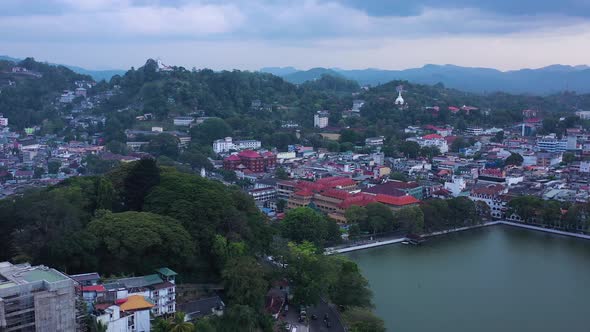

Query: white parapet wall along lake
[[327, 221, 590, 254]]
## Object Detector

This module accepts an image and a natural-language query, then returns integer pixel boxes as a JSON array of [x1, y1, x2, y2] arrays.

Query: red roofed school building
[[285, 177, 420, 223], [223, 150, 276, 173]]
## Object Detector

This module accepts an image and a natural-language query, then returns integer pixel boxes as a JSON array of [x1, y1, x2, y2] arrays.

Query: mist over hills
[[0, 55, 125, 81], [262, 64, 590, 95]]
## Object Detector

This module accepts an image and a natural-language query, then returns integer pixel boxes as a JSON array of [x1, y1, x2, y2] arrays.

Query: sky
[[1, 0, 590, 71]]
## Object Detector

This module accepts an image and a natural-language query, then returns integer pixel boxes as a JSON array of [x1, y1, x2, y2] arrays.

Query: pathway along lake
[[345, 225, 590, 332]]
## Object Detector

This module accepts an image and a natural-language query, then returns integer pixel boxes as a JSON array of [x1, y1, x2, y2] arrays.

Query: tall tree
[[122, 158, 160, 211], [281, 207, 328, 246], [329, 261, 373, 308], [222, 257, 268, 309], [147, 134, 180, 159]]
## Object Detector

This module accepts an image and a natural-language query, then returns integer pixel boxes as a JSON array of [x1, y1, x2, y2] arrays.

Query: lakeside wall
[[499, 221, 590, 240], [326, 221, 589, 254]]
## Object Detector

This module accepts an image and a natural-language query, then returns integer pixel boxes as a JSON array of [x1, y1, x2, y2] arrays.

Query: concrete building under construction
[[0, 262, 77, 332]]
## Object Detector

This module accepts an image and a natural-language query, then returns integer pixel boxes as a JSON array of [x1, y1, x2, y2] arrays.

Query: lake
[[345, 225, 590, 332]]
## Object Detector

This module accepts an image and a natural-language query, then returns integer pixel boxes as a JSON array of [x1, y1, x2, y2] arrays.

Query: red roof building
[[423, 134, 444, 140], [223, 150, 276, 173]]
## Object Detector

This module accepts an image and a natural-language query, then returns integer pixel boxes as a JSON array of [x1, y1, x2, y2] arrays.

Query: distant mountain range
[[261, 64, 590, 95], [0, 55, 125, 81]]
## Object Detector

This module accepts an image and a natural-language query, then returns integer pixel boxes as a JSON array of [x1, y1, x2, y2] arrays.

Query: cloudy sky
[[1, 0, 589, 70]]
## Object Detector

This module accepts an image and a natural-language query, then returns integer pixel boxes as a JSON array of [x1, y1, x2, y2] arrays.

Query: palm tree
[[151, 318, 171, 332], [90, 320, 108, 332], [169, 312, 194, 332]]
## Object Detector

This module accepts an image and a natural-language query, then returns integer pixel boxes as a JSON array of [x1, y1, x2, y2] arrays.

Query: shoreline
[[326, 221, 589, 254]]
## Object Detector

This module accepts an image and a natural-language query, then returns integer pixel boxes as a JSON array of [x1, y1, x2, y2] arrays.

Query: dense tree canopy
[[87, 211, 194, 275], [280, 207, 340, 247]]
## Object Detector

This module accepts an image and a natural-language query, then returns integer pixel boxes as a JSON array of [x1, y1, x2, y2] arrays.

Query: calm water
[[345, 226, 590, 332]]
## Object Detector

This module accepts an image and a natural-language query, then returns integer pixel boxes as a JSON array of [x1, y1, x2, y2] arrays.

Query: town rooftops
[[320, 188, 352, 200], [113, 274, 163, 289], [226, 154, 241, 161], [375, 194, 420, 206], [364, 184, 406, 197], [238, 150, 262, 158], [471, 184, 505, 196], [81, 285, 106, 292], [150, 281, 175, 290], [423, 134, 444, 140], [70, 272, 100, 283]]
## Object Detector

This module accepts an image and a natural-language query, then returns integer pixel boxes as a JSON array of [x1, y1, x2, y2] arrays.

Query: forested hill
[[3, 57, 590, 136], [0, 57, 93, 128]]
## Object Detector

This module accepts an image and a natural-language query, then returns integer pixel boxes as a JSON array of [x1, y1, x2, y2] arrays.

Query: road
[[277, 305, 309, 332], [308, 300, 345, 332]]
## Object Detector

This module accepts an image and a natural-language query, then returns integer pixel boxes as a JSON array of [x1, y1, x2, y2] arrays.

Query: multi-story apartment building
[[537, 135, 568, 152], [248, 186, 278, 206], [407, 134, 449, 153], [213, 137, 262, 154], [0, 262, 77, 332], [313, 111, 329, 128], [365, 136, 385, 147]]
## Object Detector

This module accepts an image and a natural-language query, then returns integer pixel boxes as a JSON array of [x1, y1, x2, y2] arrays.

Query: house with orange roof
[[96, 294, 154, 332]]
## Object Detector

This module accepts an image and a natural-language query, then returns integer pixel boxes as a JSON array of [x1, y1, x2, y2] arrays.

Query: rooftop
[[156, 266, 177, 277], [70, 272, 100, 282], [0, 262, 69, 289], [119, 295, 155, 312]]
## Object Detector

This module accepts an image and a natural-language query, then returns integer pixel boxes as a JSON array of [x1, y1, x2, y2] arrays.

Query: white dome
[[395, 91, 404, 105]]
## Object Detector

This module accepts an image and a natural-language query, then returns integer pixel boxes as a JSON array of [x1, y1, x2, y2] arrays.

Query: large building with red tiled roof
[[364, 181, 424, 199], [223, 150, 276, 173], [284, 177, 420, 223]]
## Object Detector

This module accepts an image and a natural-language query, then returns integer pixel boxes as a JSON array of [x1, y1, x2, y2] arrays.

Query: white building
[[537, 135, 568, 152], [173, 117, 195, 126], [579, 161, 590, 173], [352, 99, 365, 112], [248, 187, 277, 206], [277, 151, 297, 160], [213, 137, 262, 153], [236, 139, 262, 150], [575, 111, 590, 120], [213, 137, 234, 153], [96, 296, 152, 332], [0, 116, 7, 127], [365, 136, 385, 147], [468, 184, 508, 219], [407, 134, 449, 153], [60, 90, 76, 103], [465, 127, 483, 136], [444, 176, 466, 196], [314, 111, 329, 128]]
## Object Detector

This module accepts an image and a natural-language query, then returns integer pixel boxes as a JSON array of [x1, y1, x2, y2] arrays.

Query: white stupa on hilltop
[[395, 89, 405, 106], [157, 59, 173, 72]]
